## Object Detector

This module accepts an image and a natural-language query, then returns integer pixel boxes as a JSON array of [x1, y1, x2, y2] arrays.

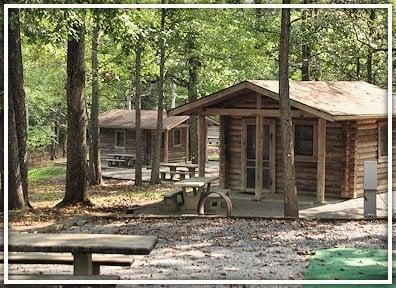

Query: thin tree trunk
[[9, 98, 25, 210], [301, 1, 310, 81], [9, 9, 30, 208], [187, 32, 199, 164], [150, 6, 166, 184], [135, 34, 143, 187], [50, 118, 58, 160], [57, 20, 91, 206], [88, 21, 102, 186], [279, 1, 298, 218], [0, 7, 4, 211], [367, 9, 375, 84]]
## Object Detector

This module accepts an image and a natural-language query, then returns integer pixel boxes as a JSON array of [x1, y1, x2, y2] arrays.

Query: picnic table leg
[[72, 252, 93, 275], [170, 167, 176, 180], [189, 168, 195, 178]]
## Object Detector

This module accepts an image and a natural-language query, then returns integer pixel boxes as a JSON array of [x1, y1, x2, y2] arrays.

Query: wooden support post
[[219, 116, 227, 188], [164, 130, 169, 163], [255, 116, 264, 199], [185, 126, 189, 162], [316, 118, 326, 204], [255, 95, 264, 199], [73, 253, 93, 275], [198, 115, 207, 177]]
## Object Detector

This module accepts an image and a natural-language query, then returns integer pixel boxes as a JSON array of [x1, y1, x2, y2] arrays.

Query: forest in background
[[20, 7, 390, 153]]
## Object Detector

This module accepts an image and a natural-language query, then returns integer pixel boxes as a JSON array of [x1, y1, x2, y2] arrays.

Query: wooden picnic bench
[[168, 176, 233, 216], [160, 162, 198, 180], [1, 252, 134, 275], [2, 232, 157, 279], [103, 153, 135, 167]]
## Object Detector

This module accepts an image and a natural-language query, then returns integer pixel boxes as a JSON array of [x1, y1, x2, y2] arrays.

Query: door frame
[[241, 118, 276, 193]]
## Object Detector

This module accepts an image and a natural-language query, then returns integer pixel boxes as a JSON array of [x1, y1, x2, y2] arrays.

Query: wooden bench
[[7, 274, 120, 280], [159, 169, 191, 181], [2, 253, 134, 275], [163, 190, 184, 209]]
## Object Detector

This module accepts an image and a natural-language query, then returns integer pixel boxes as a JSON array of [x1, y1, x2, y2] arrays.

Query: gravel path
[[9, 218, 388, 280]]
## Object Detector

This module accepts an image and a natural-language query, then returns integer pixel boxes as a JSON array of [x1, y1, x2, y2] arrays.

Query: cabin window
[[173, 129, 182, 147], [115, 130, 125, 148], [295, 124, 314, 156], [378, 124, 388, 159]]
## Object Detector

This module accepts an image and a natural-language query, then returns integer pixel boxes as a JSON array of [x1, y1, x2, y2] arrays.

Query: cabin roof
[[168, 80, 392, 121], [99, 109, 218, 130], [99, 109, 190, 130]]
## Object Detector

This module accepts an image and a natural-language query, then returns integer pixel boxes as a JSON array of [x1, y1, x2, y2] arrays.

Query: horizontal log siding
[[346, 119, 396, 198], [224, 116, 243, 190], [99, 127, 135, 156], [167, 127, 188, 163]]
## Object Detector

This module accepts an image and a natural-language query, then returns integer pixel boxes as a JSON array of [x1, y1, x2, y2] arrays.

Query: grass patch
[[28, 164, 66, 182], [304, 248, 395, 287]]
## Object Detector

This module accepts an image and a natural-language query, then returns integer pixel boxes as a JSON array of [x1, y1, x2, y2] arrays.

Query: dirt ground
[[8, 218, 388, 280]]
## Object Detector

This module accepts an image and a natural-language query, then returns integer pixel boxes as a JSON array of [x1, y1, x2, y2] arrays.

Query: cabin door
[[243, 120, 275, 193]]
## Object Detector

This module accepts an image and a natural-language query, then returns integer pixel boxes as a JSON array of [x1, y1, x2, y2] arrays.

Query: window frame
[[115, 130, 126, 148], [172, 128, 182, 148], [378, 122, 388, 162], [293, 120, 318, 162]]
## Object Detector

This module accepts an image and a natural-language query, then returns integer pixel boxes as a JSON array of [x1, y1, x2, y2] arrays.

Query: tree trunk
[[88, 21, 102, 186], [301, 1, 311, 81], [187, 32, 199, 164], [9, 9, 30, 208], [150, 6, 166, 184], [0, 9, 4, 211], [50, 118, 58, 160], [279, 1, 298, 218], [367, 8, 375, 84], [135, 34, 143, 187], [9, 97, 25, 210], [57, 20, 91, 206]]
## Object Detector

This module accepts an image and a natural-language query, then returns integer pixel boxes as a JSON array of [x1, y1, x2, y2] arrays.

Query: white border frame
[[3, 3, 393, 285]]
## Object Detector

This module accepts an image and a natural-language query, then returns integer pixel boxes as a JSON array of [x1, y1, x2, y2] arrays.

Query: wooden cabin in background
[[99, 109, 217, 165], [169, 80, 395, 202]]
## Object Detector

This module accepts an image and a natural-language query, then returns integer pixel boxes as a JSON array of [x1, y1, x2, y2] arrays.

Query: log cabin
[[168, 80, 395, 202], [99, 109, 217, 165]]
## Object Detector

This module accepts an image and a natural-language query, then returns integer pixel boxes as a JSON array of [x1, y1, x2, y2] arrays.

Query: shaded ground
[[8, 218, 387, 280]]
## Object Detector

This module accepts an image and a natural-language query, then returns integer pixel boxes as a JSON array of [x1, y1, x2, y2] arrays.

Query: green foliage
[[18, 7, 391, 154], [28, 164, 66, 182]]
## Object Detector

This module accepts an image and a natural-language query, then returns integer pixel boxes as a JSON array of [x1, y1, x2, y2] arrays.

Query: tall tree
[[150, 6, 167, 184], [134, 33, 143, 186], [57, 17, 91, 206], [301, 1, 311, 81], [279, 1, 298, 218], [88, 17, 102, 186], [9, 99, 24, 210], [187, 32, 200, 164], [9, 9, 30, 208]]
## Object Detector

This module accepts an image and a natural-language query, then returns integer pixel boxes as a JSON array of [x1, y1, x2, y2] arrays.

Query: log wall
[[100, 126, 188, 165], [343, 119, 395, 198]]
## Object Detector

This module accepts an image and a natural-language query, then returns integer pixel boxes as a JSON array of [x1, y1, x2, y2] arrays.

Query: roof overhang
[[168, 80, 391, 122], [168, 81, 337, 122]]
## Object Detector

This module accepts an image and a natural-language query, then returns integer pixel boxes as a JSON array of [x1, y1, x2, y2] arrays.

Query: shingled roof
[[168, 80, 393, 121], [99, 109, 189, 130]]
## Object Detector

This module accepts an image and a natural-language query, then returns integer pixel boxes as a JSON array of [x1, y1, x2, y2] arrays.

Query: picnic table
[[160, 162, 198, 180], [3, 232, 157, 276], [104, 153, 134, 167], [175, 176, 218, 194]]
